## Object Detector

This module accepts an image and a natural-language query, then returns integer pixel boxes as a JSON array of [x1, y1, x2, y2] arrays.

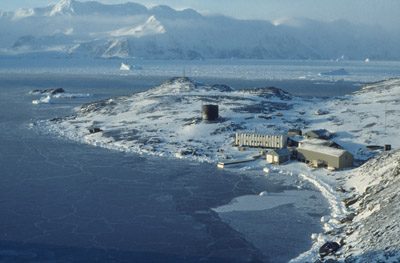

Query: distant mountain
[[109, 16, 166, 38], [1, 0, 399, 60]]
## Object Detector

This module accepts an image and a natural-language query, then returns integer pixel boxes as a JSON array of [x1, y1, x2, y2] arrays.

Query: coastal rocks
[[31, 88, 65, 95], [333, 151, 400, 263], [326, 227, 344, 236], [319, 241, 341, 258], [339, 213, 356, 224], [342, 194, 359, 208]]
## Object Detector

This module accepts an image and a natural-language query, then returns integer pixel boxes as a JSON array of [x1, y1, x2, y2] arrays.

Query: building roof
[[298, 144, 349, 158], [305, 129, 332, 138], [287, 129, 302, 136], [299, 138, 338, 147], [268, 148, 292, 156]]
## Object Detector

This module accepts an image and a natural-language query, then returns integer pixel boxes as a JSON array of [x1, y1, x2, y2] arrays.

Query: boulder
[[342, 194, 360, 208], [319, 241, 341, 258], [88, 128, 102, 134]]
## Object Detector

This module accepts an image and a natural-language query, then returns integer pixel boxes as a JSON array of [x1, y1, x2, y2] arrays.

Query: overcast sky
[[2, 0, 399, 32]]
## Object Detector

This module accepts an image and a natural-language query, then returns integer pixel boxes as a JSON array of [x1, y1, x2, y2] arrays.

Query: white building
[[235, 133, 287, 149]]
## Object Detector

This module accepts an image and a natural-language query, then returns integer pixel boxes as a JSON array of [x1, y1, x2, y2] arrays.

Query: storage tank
[[202, 105, 219, 121]]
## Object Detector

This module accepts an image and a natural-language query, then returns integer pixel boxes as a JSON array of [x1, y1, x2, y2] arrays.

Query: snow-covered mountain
[[109, 16, 166, 38], [1, 0, 400, 60]]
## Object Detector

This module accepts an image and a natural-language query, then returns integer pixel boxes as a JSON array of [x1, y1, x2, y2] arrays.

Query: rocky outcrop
[[324, 151, 400, 263]]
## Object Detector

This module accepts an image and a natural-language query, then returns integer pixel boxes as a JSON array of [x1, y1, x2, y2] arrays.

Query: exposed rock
[[88, 127, 102, 134], [339, 213, 356, 224], [239, 86, 293, 100], [210, 84, 234, 92], [315, 109, 329, 115], [342, 195, 359, 208], [150, 77, 199, 94], [31, 88, 65, 95], [326, 227, 344, 236], [336, 186, 347, 193], [336, 151, 400, 263], [319, 241, 341, 258]]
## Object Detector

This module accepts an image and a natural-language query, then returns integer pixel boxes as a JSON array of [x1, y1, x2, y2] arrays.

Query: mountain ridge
[[1, 0, 400, 60]]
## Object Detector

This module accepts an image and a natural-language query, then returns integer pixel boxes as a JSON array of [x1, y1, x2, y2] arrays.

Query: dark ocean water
[[0, 73, 361, 97], [0, 74, 332, 263]]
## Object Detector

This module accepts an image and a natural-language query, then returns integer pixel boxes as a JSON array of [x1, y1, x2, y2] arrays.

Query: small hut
[[266, 148, 292, 165]]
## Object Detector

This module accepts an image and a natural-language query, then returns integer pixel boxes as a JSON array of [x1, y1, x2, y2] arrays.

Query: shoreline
[[35, 119, 341, 262]]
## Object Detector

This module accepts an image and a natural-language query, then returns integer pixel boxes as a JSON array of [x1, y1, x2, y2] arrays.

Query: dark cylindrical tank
[[202, 105, 219, 121]]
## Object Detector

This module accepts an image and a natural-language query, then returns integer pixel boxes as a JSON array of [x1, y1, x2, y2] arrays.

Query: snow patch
[[48, 0, 75, 16], [12, 8, 35, 20], [110, 16, 166, 38]]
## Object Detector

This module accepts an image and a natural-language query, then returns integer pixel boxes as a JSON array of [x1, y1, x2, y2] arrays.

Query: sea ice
[[32, 95, 54, 104], [53, 93, 93, 98]]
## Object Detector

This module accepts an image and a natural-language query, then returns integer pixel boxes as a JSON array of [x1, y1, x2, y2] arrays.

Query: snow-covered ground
[[33, 77, 400, 262]]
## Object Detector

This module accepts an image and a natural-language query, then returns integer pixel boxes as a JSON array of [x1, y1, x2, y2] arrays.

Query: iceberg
[[120, 62, 142, 71], [120, 62, 133, 71], [32, 95, 54, 104]]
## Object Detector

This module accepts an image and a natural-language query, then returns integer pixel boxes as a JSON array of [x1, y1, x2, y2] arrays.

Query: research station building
[[235, 133, 287, 149], [297, 144, 353, 169], [266, 148, 292, 165]]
